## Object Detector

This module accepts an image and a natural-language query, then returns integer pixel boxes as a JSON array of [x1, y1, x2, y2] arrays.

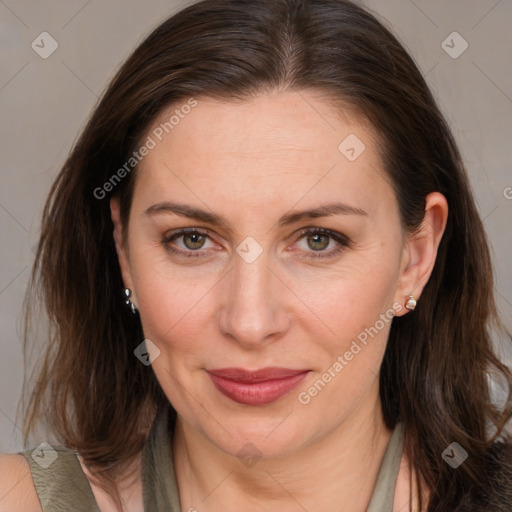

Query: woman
[[1, 0, 511, 510]]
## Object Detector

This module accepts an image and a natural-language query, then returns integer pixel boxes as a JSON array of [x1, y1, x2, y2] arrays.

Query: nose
[[217, 248, 291, 349]]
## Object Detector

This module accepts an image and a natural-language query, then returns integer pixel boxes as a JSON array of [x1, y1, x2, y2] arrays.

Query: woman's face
[[112, 90, 417, 458]]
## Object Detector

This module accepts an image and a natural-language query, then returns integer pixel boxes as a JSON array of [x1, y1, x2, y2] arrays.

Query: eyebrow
[[143, 201, 367, 229]]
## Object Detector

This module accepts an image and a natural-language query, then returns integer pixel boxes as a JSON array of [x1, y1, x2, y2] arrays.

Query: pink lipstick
[[207, 367, 310, 406]]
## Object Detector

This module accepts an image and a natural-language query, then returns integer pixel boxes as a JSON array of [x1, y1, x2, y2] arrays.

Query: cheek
[[127, 239, 229, 374], [295, 280, 395, 393], [292, 266, 398, 415], [133, 267, 217, 353], [292, 245, 401, 346]]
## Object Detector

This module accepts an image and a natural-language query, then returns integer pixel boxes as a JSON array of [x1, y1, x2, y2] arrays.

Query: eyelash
[[295, 228, 351, 259], [161, 227, 351, 259]]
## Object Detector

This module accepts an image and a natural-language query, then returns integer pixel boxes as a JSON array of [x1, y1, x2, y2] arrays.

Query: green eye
[[182, 232, 207, 250], [162, 229, 214, 258], [294, 228, 351, 259], [162, 227, 351, 260], [306, 233, 331, 251]]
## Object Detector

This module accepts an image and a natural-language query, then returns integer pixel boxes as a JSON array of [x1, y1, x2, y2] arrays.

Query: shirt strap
[[366, 422, 405, 512], [19, 445, 101, 512]]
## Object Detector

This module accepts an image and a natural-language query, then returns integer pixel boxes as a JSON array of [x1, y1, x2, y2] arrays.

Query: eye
[[162, 229, 217, 258], [162, 227, 351, 260], [292, 228, 351, 259]]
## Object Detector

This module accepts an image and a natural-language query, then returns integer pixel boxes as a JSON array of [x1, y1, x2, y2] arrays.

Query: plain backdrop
[[1, 0, 511, 452]]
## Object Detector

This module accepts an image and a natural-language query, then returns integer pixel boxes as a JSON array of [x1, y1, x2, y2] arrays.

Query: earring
[[123, 288, 138, 314], [405, 295, 417, 311]]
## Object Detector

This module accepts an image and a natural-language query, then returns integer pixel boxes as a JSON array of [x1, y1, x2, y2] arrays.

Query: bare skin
[[0, 91, 445, 511]]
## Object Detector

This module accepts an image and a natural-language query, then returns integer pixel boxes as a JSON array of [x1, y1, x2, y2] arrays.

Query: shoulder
[[0, 454, 42, 512]]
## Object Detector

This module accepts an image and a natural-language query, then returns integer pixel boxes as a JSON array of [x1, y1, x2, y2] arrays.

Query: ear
[[110, 197, 135, 295], [394, 192, 448, 316]]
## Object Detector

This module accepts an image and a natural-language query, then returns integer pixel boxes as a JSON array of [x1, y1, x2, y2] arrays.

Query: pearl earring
[[405, 295, 417, 311]]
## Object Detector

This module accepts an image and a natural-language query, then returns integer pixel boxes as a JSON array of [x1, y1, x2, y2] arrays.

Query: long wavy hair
[[22, 0, 512, 510]]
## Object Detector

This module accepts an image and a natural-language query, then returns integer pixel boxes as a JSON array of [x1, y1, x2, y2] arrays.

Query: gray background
[[1, 0, 511, 452]]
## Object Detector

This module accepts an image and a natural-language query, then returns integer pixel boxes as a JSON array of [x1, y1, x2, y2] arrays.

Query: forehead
[[134, 91, 394, 221], [147, 91, 369, 160]]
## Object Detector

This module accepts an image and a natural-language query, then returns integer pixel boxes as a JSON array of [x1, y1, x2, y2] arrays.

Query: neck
[[172, 381, 393, 512]]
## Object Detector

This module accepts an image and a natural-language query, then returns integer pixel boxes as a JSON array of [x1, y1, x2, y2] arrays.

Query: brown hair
[[23, 0, 512, 510]]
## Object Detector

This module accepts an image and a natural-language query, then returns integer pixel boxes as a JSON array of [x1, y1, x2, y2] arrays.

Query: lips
[[207, 367, 310, 405]]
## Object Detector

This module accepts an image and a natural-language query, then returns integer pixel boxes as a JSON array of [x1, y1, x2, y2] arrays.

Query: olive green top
[[20, 407, 404, 511]]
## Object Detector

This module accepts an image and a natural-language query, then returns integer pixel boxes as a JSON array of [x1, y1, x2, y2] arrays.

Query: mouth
[[206, 367, 311, 406]]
